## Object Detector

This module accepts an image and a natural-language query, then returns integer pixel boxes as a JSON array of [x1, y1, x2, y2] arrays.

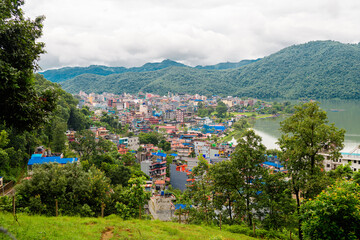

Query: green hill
[[40, 59, 189, 83], [0, 212, 257, 240], [195, 59, 260, 70], [58, 41, 360, 99]]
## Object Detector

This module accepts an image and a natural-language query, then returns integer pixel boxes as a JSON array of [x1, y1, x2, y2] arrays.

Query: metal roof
[[28, 155, 78, 165]]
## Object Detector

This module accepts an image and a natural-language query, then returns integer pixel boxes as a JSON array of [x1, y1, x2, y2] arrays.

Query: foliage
[[115, 177, 151, 219], [327, 163, 353, 181], [138, 131, 164, 145], [257, 172, 297, 231], [216, 101, 228, 118], [300, 180, 360, 240], [0, 0, 57, 131], [15, 163, 111, 216], [158, 140, 171, 152], [59, 41, 360, 100], [187, 157, 214, 224], [278, 101, 345, 239], [70, 130, 117, 161], [227, 130, 265, 226]]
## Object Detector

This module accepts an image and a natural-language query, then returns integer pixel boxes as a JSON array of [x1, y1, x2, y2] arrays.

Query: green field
[[0, 212, 257, 240], [232, 112, 275, 119]]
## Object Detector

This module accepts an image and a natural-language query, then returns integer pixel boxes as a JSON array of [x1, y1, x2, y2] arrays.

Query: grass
[[0, 212, 257, 240], [232, 112, 275, 119]]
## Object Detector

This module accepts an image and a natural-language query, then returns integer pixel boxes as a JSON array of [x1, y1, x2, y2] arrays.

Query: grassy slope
[[0, 213, 257, 240]]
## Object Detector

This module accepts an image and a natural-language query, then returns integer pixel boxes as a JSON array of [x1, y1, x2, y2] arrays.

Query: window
[[326, 164, 330, 168]]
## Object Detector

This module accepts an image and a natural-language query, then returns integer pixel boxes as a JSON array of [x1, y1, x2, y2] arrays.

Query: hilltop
[[44, 41, 360, 99]]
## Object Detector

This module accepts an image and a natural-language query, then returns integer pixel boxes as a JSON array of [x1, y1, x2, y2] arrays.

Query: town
[[14, 90, 359, 223]]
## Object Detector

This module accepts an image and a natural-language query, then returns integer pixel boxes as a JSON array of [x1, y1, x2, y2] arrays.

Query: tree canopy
[[278, 101, 345, 239], [0, 0, 57, 131]]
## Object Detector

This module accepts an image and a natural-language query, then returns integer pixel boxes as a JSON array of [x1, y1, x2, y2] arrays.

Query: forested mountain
[[40, 59, 257, 83], [41, 59, 188, 82], [57, 41, 360, 99], [195, 59, 260, 70]]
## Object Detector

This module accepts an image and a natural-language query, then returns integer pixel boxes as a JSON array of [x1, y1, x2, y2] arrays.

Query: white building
[[323, 146, 360, 172]]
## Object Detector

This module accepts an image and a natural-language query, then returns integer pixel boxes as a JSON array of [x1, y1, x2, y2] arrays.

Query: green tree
[[67, 107, 89, 131], [138, 132, 163, 145], [216, 101, 228, 118], [70, 130, 116, 161], [258, 171, 296, 230], [278, 101, 345, 240], [209, 160, 238, 225], [120, 152, 137, 166], [50, 119, 67, 153], [0, 0, 57, 131], [301, 180, 360, 239], [188, 157, 214, 224], [16, 163, 111, 216], [327, 163, 353, 182], [115, 177, 151, 219], [158, 140, 171, 152], [220, 129, 266, 226]]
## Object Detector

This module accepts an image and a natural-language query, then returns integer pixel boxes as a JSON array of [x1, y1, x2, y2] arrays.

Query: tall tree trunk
[[294, 188, 303, 240], [228, 194, 232, 224]]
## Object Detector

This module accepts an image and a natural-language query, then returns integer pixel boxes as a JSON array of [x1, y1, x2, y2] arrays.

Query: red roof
[[155, 180, 165, 185]]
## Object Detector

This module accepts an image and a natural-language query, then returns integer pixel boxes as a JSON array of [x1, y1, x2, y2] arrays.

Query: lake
[[253, 100, 360, 152]]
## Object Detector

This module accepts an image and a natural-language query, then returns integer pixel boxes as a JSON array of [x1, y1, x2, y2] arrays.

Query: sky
[[23, 0, 360, 70]]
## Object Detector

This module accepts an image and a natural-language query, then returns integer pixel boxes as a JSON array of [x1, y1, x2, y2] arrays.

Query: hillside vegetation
[[53, 41, 360, 99], [0, 213, 256, 240]]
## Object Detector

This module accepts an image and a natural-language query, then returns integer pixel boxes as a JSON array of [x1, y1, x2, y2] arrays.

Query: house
[[170, 164, 195, 191], [322, 146, 360, 172], [27, 154, 78, 175]]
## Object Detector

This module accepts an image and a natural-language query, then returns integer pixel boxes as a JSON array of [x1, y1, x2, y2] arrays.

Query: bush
[[78, 204, 95, 217], [224, 224, 292, 239], [0, 196, 12, 212], [301, 180, 360, 239], [224, 225, 251, 235]]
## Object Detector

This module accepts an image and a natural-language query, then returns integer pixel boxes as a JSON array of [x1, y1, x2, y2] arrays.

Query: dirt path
[[101, 226, 114, 240]]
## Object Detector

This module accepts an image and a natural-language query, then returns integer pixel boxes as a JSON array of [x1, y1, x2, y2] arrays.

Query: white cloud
[[23, 0, 360, 70]]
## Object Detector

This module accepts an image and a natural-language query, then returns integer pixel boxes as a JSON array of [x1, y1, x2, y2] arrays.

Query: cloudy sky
[[24, 0, 360, 70]]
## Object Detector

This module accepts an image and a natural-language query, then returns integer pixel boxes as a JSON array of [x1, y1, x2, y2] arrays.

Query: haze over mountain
[[44, 41, 360, 99]]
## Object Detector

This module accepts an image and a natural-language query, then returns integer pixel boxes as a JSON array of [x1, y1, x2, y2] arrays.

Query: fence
[[0, 181, 14, 196]]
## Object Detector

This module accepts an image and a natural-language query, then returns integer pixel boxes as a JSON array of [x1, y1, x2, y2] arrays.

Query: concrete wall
[[141, 160, 151, 176], [170, 164, 188, 191], [148, 195, 175, 221]]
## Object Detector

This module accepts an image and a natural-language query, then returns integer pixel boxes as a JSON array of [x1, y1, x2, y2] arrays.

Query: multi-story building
[[176, 109, 184, 123], [323, 146, 360, 172]]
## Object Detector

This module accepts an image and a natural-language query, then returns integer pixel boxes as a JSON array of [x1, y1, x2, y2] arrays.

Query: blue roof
[[170, 153, 178, 157], [263, 161, 283, 169], [175, 204, 192, 210], [151, 152, 167, 157], [341, 152, 360, 156], [28, 155, 78, 165]]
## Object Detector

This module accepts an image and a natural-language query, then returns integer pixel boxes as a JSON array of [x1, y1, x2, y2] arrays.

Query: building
[[27, 154, 78, 175], [170, 164, 195, 191], [149, 160, 167, 179], [323, 146, 360, 172], [176, 109, 184, 123]]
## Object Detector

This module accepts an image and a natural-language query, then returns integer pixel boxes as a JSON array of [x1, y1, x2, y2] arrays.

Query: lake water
[[253, 100, 360, 152]]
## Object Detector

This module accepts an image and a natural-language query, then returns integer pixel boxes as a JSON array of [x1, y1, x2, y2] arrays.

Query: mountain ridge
[[40, 59, 255, 83], [52, 40, 360, 99]]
